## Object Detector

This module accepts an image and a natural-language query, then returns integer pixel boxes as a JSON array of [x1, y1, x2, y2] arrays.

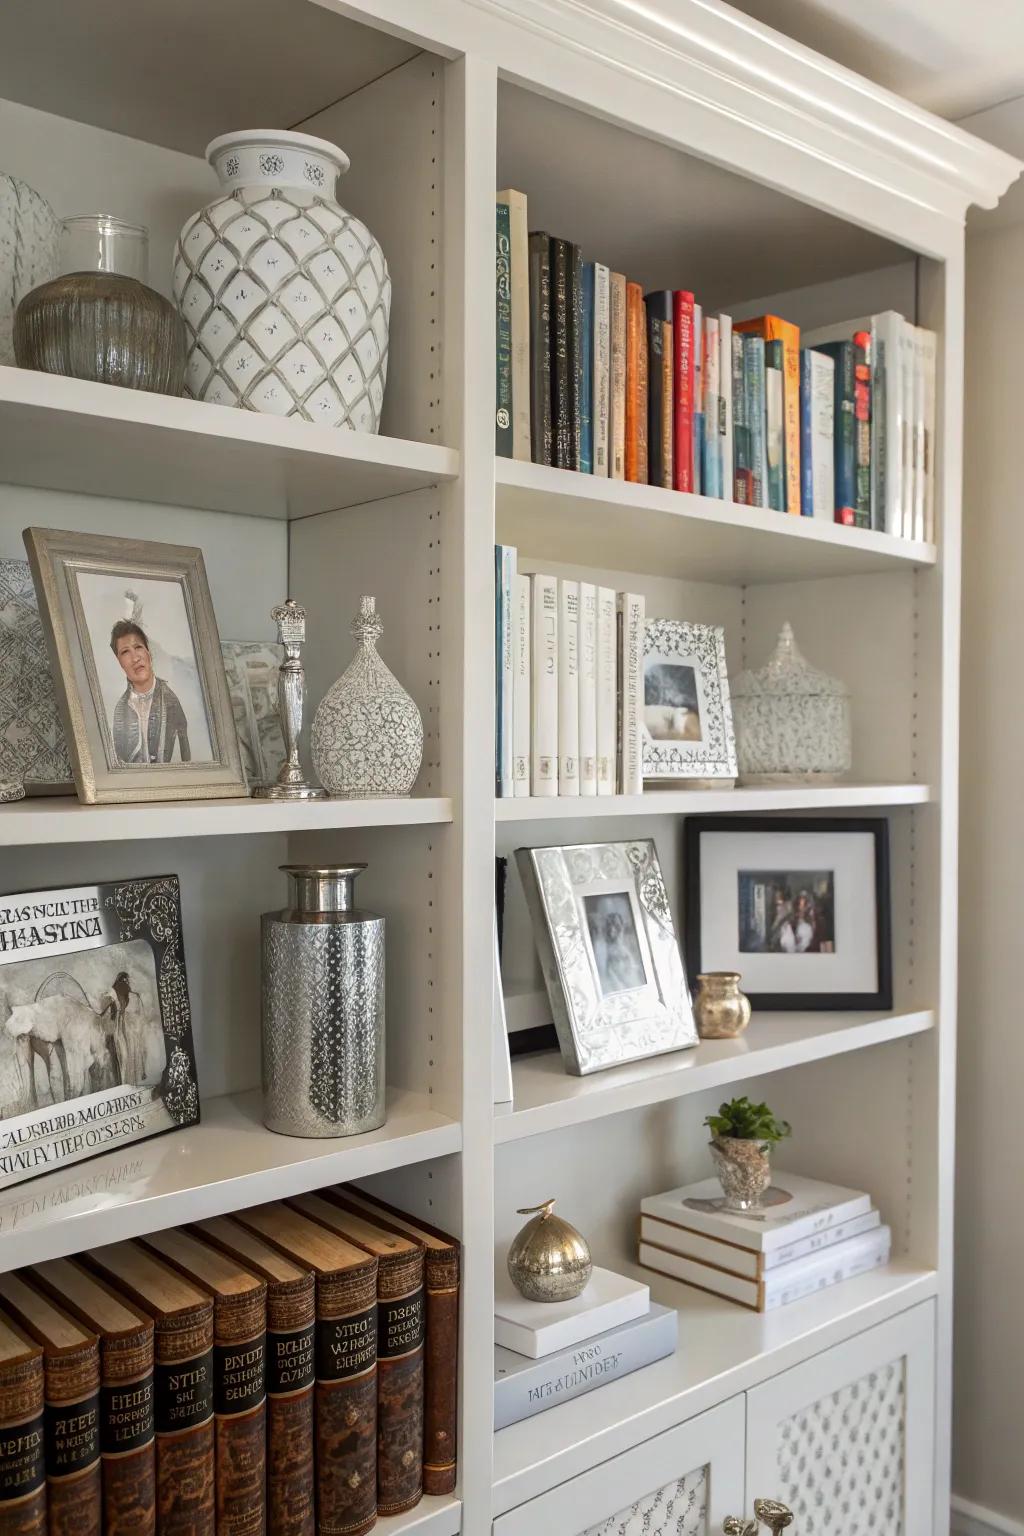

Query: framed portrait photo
[[24, 528, 246, 804], [684, 817, 892, 1010], [516, 839, 698, 1076], [643, 618, 737, 783]]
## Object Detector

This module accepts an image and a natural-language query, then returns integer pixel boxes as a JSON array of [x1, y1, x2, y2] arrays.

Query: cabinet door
[[492, 1395, 745, 1536], [745, 1301, 935, 1536]]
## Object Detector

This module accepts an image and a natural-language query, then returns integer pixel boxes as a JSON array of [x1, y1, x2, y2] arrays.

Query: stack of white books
[[638, 1172, 891, 1313], [493, 1265, 677, 1428]]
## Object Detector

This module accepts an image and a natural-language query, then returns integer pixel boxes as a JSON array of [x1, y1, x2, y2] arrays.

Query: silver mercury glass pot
[[261, 863, 385, 1137]]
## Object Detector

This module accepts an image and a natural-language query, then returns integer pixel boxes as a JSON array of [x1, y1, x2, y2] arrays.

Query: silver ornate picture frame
[[516, 839, 698, 1075], [642, 618, 737, 782]]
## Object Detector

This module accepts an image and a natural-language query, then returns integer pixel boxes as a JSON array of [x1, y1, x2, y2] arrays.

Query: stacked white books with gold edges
[[639, 1172, 889, 1313], [493, 1267, 677, 1428]]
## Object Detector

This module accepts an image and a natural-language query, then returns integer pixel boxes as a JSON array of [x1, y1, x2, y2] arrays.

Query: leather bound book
[[0, 1275, 101, 1536], [0, 1310, 45, 1536], [193, 1218, 315, 1536], [28, 1260, 155, 1536], [528, 232, 552, 465], [327, 1190, 459, 1497], [236, 1204, 377, 1536], [290, 1196, 424, 1518], [549, 237, 572, 470], [84, 1244, 214, 1536]]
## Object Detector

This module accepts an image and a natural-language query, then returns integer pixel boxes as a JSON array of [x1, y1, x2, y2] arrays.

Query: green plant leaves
[[703, 1095, 791, 1143]]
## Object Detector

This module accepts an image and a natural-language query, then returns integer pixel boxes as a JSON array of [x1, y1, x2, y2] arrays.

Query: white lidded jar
[[732, 622, 851, 783], [173, 130, 391, 429]]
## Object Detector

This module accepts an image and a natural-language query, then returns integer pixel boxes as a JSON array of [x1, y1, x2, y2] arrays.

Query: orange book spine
[[624, 283, 647, 483]]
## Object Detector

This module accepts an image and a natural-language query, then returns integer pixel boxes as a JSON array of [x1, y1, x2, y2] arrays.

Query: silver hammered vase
[[261, 863, 385, 1137]]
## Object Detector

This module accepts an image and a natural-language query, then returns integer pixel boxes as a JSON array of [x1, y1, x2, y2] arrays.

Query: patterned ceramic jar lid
[[732, 623, 848, 700]]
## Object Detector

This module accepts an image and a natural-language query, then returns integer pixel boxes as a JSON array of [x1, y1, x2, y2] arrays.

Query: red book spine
[[672, 291, 695, 491]]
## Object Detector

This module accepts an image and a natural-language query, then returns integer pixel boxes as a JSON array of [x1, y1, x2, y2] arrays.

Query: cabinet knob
[[754, 1499, 794, 1532]]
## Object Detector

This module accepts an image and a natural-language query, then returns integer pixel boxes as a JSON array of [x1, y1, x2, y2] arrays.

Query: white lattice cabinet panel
[[745, 1303, 935, 1536], [492, 1397, 744, 1536]]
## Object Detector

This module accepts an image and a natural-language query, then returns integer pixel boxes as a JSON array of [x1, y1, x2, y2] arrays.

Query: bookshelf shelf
[[0, 1088, 461, 1272], [376, 1498, 461, 1536], [0, 794, 454, 847], [495, 782, 932, 821], [0, 367, 458, 520], [491, 1260, 938, 1514], [494, 1008, 934, 1143], [496, 458, 936, 584]]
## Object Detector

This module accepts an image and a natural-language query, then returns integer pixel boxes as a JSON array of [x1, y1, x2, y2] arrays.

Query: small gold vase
[[507, 1199, 593, 1303], [694, 972, 752, 1039]]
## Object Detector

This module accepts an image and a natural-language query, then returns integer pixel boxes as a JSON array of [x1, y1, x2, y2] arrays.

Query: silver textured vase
[[312, 596, 424, 798], [261, 863, 385, 1137]]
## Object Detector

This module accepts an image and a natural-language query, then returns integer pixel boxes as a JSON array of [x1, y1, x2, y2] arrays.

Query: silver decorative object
[[1, 173, 59, 366], [507, 1199, 593, 1303], [261, 863, 385, 1137], [732, 622, 851, 784], [312, 596, 423, 798], [254, 599, 325, 801], [642, 617, 737, 783], [0, 557, 74, 793], [709, 1137, 774, 1212], [173, 130, 391, 429], [0, 780, 26, 803]]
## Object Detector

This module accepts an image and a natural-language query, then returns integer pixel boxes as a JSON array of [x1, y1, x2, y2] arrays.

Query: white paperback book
[[806, 348, 835, 520], [577, 583, 598, 796], [617, 591, 645, 795], [900, 317, 916, 537], [593, 263, 611, 477], [719, 313, 733, 503], [512, 572, 531, 796], [920, 325, 937, 543], [494, 1265, 650, 1358], [530, 573, 558, 797], [558, 579, 580, 796], [638, 1206, 880, 1278], [912, 324, 932, 543], [870, 310, 905, 537], [641, 1171, 872, 1253], [595, 586, 617, 796], [497, 545, 516, 797], [497, 188, 531, 462]]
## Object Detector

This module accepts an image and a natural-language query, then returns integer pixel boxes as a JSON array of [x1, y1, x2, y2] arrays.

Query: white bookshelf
[[0, 1, 1018, 1533]]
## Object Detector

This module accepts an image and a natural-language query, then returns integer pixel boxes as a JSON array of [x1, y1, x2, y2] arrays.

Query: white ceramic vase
[[0, 174, 59, 366], [173, 130, 390, 429], [312, 597, 423, 799]]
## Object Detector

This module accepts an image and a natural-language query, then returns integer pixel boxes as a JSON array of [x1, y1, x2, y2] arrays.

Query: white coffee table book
[[641, 1171, 872, 1253], [494, 1266, 650, 1358]]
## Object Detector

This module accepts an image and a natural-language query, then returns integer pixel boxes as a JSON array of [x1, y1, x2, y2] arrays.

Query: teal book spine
[[743, 334, 766, 507]]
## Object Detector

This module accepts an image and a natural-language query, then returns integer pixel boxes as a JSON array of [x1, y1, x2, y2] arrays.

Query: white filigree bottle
[[311, 596, 424, 798]]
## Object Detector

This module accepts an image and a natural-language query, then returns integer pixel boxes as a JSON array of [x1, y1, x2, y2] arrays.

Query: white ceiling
[[724, 0, 1024, 120]]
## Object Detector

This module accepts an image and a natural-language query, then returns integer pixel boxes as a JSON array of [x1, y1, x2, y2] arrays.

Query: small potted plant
[[704, 1096, 791, 1211]]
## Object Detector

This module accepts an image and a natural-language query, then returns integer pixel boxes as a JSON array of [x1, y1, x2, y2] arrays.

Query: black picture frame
[[683, 816, 893, 1011]]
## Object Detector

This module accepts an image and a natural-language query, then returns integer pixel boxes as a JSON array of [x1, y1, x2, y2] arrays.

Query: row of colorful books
[[495, 189, 936, 541], [638, 1172, 891, 1312], [0, 1187, 459, 1536], [495, 544, 644, 798]]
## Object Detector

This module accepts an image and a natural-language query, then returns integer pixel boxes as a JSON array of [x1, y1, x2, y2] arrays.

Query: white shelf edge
[[494, 1008, 935, 1143], [0, 1086, 461, 1272], [496, 783, 933, 821], [376, 1497, 461, 1536]]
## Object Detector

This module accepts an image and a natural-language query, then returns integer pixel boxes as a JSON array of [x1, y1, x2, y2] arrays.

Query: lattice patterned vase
[[173, 130, 391, 429]]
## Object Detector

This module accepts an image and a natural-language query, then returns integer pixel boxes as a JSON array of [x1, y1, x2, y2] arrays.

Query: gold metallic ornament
[[693, 972, 752, 1040], [506, 1198, 593, 1303]]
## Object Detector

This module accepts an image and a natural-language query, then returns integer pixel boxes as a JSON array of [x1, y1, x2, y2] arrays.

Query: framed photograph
[[0, 875, 200, 1190], [24, 528, 246, 804], [516, 839, 698, 1076], [684, 817, 892, 1010], [643, 618, 737, 783]]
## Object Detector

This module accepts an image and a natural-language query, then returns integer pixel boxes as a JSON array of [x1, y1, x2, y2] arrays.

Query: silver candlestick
[[254, 599, 325, 801]]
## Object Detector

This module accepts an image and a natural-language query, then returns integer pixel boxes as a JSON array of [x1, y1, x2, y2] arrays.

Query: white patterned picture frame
[[642, 618, 737, 782]]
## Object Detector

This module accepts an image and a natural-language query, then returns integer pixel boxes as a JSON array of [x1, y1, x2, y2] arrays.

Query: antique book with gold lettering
[[0, 1273, 101, 1536], [84, 1243, 214, 1536], [291, 1194, 425, 1516], [193, 1217, 315, 1536], [141, 1230, 266, 1536], [0, 1309, 46, 1536], [28, 1258, 155, 1536], [236, 1203, 377, 1536]]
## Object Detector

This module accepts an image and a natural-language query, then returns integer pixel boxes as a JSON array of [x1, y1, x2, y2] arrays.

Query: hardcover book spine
[[527, 233, 552, 466], [765, 337, 785, 512], [691, 304, 703, 495], [672, 291, 694, 491], [498, 545, 515, 798], [732, 331, 750, 503], [264, 1279, 314, 1536], [549, 239, 571, 469], [609, 273, 627, 480], [530, 574, 558, 797], [493, 547, 503, 797], [645, 301, 665, 489], [152, 1308, 215, 1536], [374, 1255, 425, 1515], [0, 1342, 45, 1536], [315, 1265, 378, 1536], [702, 316, 721, 499], [592, 263, 610, 476], [800, 350, 813, 519], [512, 573, 531, 797], [98, 1329, 155, 1536], [577, 583, 597, 797], [45, 1342, 101, 1536], [899, 319, 916, 537], [809, 350, 836, 521], [616, 592, 645, 796], [557, 579, 580, 796], [213, 1294, 266, 1536], [624, 282, 646, 483], [743, 335, 766, 508], [420, 1247, 459, 1498], [568, 244, 583, 471], [718, 313, 733, 500], [871, 311, 903, 535], [920, 326, 937, 543], [579, 263, 594, 474], [499, 190, 531, 461], [660, 321, 673, 490], [832, 341, 856, 524], [853, 329, 872, 528], [763, 1227, 892, 1311], [912, 324, 927, 541], [778, 320, 802, 514], [494, 201, 513, 458], [595, 587, 617, 797]]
